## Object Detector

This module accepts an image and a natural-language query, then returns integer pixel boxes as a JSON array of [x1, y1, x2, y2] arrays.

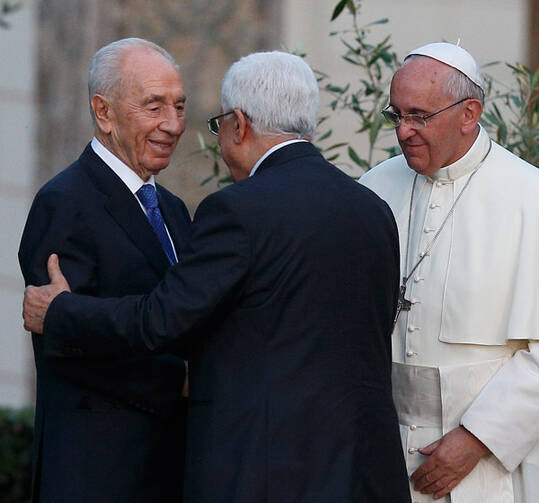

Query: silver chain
[[401, 139, 493, 290]]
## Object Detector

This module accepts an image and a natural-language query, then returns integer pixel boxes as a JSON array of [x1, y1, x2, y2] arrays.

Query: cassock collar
[[428, 125, 491, 182]]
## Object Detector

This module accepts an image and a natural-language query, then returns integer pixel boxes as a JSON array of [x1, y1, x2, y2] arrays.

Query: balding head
[[88, 38, 180, 125]]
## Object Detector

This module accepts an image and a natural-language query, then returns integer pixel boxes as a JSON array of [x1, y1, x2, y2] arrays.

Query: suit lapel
[[78, 144, 171, 276]]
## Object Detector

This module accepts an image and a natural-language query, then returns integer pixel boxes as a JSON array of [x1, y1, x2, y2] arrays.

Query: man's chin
[[403, 156, 426, 174]]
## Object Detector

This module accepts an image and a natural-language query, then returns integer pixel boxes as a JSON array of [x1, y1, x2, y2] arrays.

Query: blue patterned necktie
[[136, 184, 177, 264]]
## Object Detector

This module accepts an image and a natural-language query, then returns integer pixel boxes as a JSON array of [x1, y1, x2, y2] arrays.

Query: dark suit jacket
[[43, 142, 410, 502], [18, 143, 191, 503]]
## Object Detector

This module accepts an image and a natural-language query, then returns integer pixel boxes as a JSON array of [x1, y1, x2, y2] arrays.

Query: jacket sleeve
[[19, 187, 98, 294], [43, 191, 251, 356], [461, 341, 539, 471]]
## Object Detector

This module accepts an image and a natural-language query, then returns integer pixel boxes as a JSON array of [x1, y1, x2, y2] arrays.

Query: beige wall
[[0, 3, 36, 407]]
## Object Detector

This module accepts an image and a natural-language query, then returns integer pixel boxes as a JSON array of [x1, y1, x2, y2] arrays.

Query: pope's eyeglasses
[[381, 97, 471, 129]]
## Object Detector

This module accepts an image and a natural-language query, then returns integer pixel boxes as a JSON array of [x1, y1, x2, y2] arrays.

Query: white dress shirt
[[91, 137, 177, 261]]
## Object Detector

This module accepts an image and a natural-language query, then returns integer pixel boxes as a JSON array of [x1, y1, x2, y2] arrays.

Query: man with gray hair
[[19, 38, 191, 503], [23, 50, 411, 502], [361, 42, 539, 503]]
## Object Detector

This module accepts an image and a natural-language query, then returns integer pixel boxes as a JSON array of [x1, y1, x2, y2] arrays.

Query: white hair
[[444, 65, 484, 103], [403, 55, 484, 103], [221, 51, 320, 139], [88, 38, 179, 123]]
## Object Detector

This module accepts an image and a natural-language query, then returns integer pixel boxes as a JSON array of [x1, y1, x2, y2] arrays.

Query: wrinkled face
[[108, 49, 186, 180], [389, 57, 466, 176]]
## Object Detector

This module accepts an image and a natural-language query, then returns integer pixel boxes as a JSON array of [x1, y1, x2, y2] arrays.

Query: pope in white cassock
[[361, 42, 539, 503]]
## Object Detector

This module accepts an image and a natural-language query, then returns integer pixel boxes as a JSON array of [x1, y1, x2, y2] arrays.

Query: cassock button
[[410, 425, 417, 431]]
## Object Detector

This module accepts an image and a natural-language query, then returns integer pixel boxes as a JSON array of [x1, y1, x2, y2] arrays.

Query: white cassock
[[360, 125, 539, 503]]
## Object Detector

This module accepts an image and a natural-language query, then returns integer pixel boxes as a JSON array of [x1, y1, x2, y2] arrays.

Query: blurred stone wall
[[36, 0, 283, 211]]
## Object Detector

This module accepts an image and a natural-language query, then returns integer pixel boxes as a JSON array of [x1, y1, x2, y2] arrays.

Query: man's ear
[[232, 109, 249, 144], [461, 99, 483, 135], [91, 94, 114, 134]]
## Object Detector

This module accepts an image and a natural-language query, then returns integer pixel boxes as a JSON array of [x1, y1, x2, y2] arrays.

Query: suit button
[[406, 351, 415, 357], [410, 425, 417, 431], [408, 448, 418, 454]]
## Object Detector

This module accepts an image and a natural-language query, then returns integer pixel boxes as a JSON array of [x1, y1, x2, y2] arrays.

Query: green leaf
[[197, 132, 206, 149], [361, 79, 376, 96], [369, 113, 384, 145], [331, 0, 348, 21], [200, 174, 215, 186], [323, 142, 348, 151], [380, 51, 393, 64], [218, 175, 233, 185], [482, 61, 501, 68], [317, 129, 333, 141], [497, 122, 508, 144], [317, 115, 330, 125], [342, 55, 360, 66], [348, 146, 365, 167], [530, 68, 539, 92], [509, 95, 522, 109], [346, 0, 356, 16], [366, 18, 389, 26], [382, 146, 402, 158], [326, 84, 346, 93], [326, 153, 340, 161]]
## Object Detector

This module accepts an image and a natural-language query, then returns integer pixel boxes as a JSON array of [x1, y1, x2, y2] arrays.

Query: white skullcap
[[405, 42, 484, 91]]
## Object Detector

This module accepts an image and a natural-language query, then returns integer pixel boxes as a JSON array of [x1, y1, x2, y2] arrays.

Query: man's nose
[[159, 107, 183, 136], [395, 119, 416, 142]]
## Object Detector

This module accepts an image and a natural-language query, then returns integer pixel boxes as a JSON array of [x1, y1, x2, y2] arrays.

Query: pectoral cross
[[392, 283, 412, 331]]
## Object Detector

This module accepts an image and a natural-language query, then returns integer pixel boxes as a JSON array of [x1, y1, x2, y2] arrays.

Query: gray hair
[[444, 66, 484, 103], [221, 51, 320, 139], [403, 55, 484, 104], [88, 38, 179, 123]]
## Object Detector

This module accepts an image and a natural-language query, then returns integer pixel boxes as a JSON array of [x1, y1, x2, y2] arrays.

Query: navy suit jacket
[[18, 143, 191, 503], [42, 142, 410, 502]]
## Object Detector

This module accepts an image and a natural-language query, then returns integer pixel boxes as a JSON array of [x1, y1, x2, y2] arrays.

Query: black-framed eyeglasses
[[207, 111, 235, 136], [381, 97, 471, 129]]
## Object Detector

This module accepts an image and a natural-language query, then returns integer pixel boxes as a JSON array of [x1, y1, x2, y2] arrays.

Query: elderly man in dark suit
[[23, 51, 410, 503], [18, 38, 190, 503]]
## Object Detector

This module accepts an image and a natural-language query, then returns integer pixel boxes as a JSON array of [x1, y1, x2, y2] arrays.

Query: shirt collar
[[428, 125, 491, 182], [91, 137, 155, 193], [249, 139, 309, 177]]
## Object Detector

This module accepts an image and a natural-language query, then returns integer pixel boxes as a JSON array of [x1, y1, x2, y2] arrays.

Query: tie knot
[[137, 184, 158, 210]]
